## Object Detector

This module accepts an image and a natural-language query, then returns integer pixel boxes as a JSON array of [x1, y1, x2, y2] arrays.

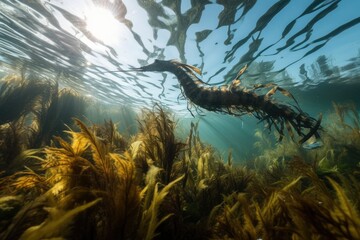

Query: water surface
[[1, 0, 360, 156]]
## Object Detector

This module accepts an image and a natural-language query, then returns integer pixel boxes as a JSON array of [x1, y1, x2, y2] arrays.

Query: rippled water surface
[[1, 0, 359, 106], [1, 0, 360, 155]]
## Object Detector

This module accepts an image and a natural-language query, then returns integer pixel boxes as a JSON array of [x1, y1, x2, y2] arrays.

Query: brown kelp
[[29, 86, 87, 148], [1, 103, 360, 240], [0, 74, 47, 174], [40, 119, 141, 239], [154, 121, 255, 240], [0, 74, 44, 125], [1, 116, 183, 239], [0, 74, 86, 177], [134, 104, 184, 185], [212, 173, 360, 240]]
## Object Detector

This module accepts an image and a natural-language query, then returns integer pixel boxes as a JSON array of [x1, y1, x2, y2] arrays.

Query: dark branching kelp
[[29, 87, 87, 148], [136, 104, 184, 184], [93, 119, 128, 153], [0, 75, 44, 125], [0, 120, 27, 173], [1, 102, 360, 239], [0, 74, 86, 177]]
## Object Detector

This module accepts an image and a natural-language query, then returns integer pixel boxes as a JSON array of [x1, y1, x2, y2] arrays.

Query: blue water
[[0, 0, 360, 159]]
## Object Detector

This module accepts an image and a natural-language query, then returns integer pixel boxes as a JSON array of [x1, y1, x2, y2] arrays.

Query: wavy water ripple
[[0, 0, 359, 112]]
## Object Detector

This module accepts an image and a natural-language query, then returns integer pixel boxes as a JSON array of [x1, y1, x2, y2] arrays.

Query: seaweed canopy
[[3, 118, 183, 240], [43, 119, 141, 239], [183, 121, 253, 209], [152, 121, 254, 240], [2, 101, 360, 240], [1, 119, 141, 239]]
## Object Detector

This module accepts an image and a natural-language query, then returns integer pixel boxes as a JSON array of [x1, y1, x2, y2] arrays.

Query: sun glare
[[85, 7, 118, 44]]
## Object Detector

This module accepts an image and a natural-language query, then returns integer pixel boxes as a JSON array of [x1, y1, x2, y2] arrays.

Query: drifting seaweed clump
[[0, 78, 360, 239]]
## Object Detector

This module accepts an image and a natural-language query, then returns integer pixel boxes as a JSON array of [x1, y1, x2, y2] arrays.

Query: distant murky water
[[1, 0, 360, 157]]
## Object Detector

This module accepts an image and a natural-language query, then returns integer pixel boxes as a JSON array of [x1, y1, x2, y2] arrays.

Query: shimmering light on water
[[0, 0, 359, 157], [85, 6, 119, 44]]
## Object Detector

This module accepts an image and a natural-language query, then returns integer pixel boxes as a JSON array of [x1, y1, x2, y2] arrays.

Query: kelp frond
[[212, 193, 257, 240], [137, 175, 184, 240], [286, 176, 360, 239], [93, 119, 128, 152], [255, 177, 302, 239], [43, 119, 142, 239], [72, 118, 112, 178], [327, 178, 360, 238], [19, 198, 100, 240], [11, 167, 48, 195]]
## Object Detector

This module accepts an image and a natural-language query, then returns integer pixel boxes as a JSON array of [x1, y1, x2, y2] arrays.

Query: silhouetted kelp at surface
[[0, 87, 360, 239]]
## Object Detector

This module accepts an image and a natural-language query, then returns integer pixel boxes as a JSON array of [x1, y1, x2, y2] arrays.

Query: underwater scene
[[0, 0, 360, 239]]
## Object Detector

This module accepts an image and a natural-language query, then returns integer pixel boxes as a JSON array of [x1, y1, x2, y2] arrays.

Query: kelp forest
[[0, 73, 360, 240]]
